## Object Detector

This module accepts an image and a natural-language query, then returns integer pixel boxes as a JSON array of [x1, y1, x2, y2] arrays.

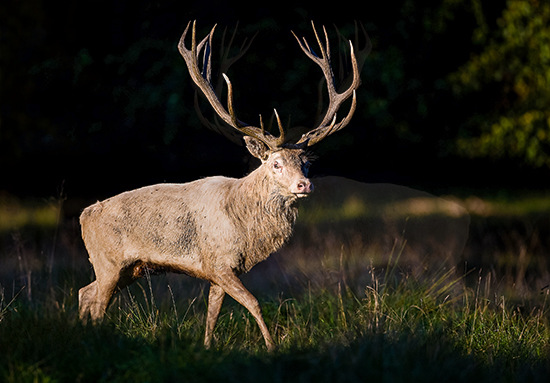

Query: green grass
[[0, 193, 62, 233], [1, 265, 549, 382], [1, 189, 550, 382]]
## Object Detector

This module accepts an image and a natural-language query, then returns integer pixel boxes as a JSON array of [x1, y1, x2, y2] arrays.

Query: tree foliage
[[450, 0, 550, 167]]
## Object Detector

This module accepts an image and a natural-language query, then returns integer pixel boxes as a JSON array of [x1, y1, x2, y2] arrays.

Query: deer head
[[243, 135, 313, 198]]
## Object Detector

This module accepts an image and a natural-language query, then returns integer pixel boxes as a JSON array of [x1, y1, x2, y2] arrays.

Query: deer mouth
[[294, 189, 313, 198]]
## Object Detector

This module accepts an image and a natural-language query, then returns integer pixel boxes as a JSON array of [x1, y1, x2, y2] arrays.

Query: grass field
[[1, 179, 550, 382]]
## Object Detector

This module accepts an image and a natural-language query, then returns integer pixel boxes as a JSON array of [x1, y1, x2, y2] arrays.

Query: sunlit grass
[[1, 185, 550, 381], [0, 194, 61, 233], [453, 193, 550, 217], [1, 263, 548, 382]]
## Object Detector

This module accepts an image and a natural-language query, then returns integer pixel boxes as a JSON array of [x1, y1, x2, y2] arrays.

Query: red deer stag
[[79, 21, 364, 351]]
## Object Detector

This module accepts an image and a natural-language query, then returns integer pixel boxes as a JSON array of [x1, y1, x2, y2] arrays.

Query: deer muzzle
[[292, 179, 314, 198]]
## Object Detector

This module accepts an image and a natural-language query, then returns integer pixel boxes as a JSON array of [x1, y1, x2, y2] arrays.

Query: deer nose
[[295, 179, 314, 195]]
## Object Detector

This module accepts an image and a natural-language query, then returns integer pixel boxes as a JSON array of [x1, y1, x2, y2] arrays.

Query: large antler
[[178, 21, 285, 150], [179, 21, 366, 150], [293, 21, 362, 147]]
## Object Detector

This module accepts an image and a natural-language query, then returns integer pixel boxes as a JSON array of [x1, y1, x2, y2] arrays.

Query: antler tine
[[292, 22, 336, 93], [222, 73, 238, 126], [193, 91, 244, 145], [335, 21, 371, 91], [220, 23, 258, 72], [179, 20, 284, 150], [294, 21, 362, 147], [273, 109, 285, 147], [200, 26, 215, 82], [215, 22, 257, 97]]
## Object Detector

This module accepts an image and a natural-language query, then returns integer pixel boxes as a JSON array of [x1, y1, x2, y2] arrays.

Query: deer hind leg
[[204, 283, 225, 349], [79, 261, 121, 323], [214, 271, 275, 351], [78, 281, 98, 322]]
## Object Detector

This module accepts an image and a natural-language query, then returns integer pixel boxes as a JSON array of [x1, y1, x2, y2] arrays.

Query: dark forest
[[3, 1, 550, 200]]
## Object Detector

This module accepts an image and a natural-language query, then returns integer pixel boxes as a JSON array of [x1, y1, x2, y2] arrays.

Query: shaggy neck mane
[[225, 166, 299, 273]]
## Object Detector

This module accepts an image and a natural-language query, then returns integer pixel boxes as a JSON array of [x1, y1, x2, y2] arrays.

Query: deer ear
[[244, 137, 270, 161]]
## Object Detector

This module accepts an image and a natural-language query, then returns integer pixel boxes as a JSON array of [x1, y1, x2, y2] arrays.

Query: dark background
[[1, 0, 548, 203]]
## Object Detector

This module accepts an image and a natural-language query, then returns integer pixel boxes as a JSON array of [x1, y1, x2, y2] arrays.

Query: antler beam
[[293, 21, 361, 147], [178, 21, 285, 150]]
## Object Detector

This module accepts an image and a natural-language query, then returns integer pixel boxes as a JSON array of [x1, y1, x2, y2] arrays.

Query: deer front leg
[[213, 271, 275, 351], [204, 283, 225, 349]]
